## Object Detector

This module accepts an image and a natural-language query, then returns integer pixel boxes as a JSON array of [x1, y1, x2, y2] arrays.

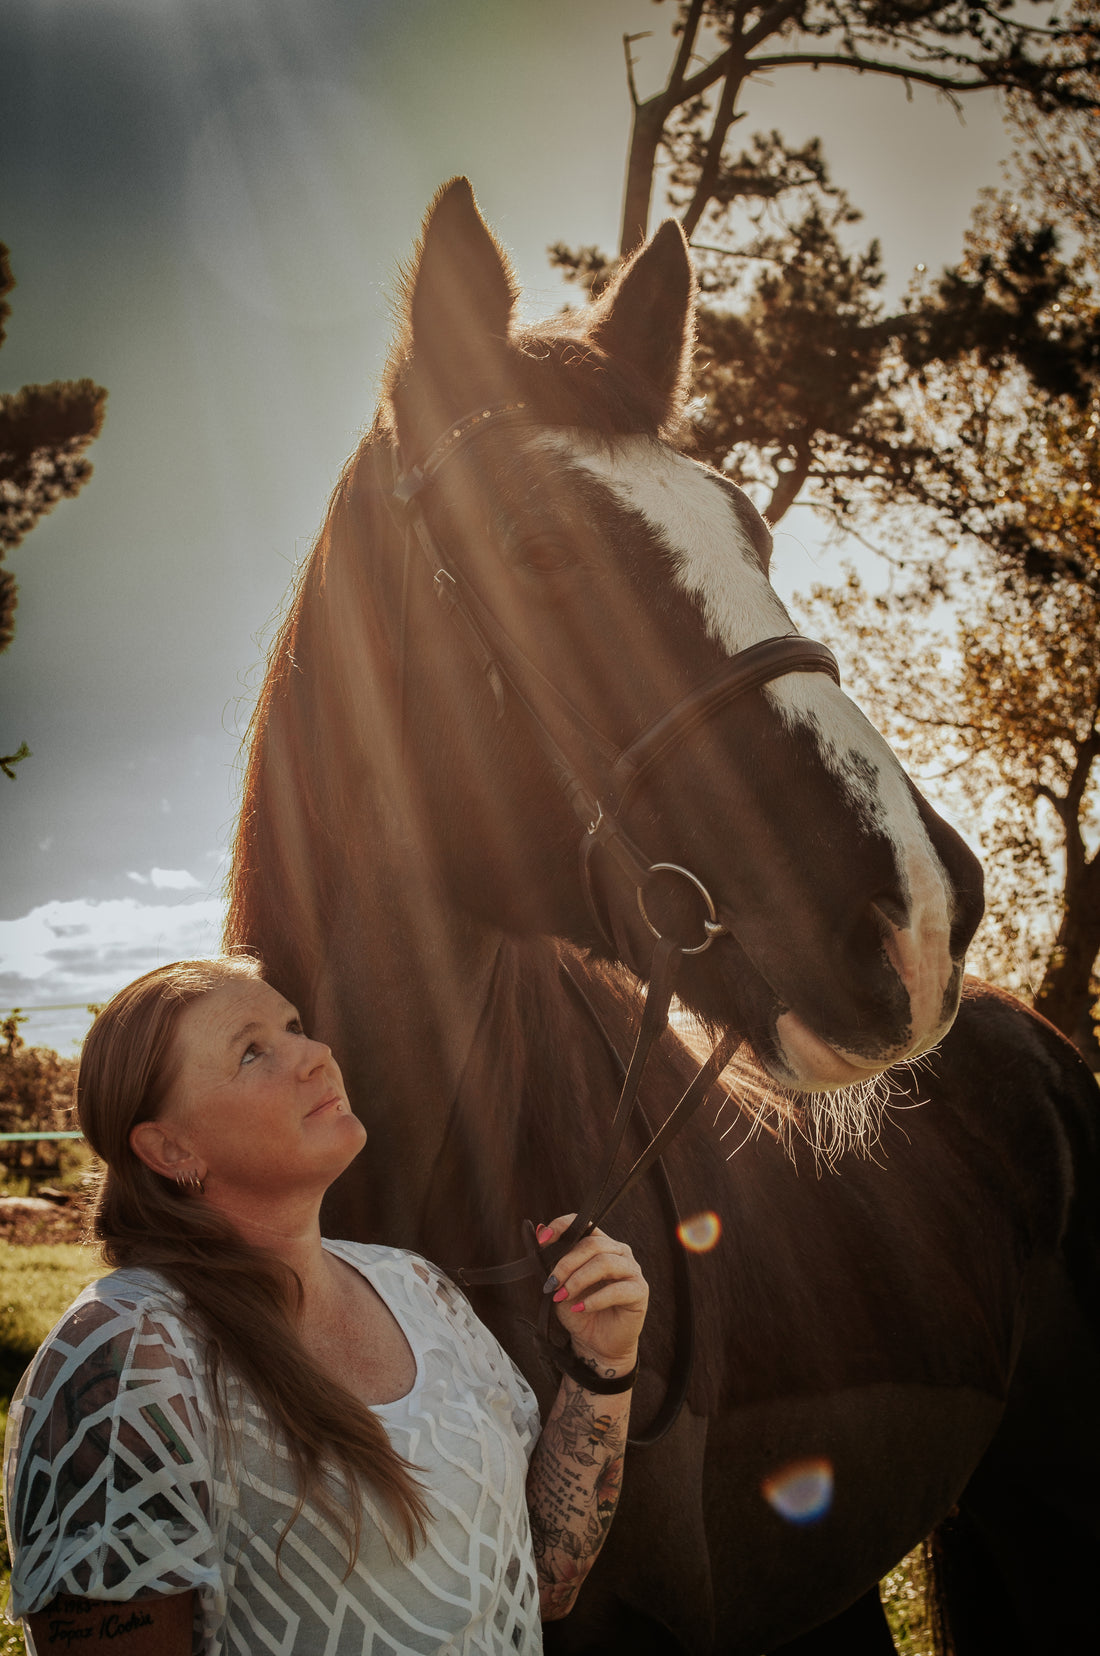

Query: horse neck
[[411, 944, 663, 1272], [229, 434, 666, 1256], [312, 867, 511, 1250], [229, 438, 514, 1243], [325, 922, 644, 1266], [234, 728, 512, 1246]]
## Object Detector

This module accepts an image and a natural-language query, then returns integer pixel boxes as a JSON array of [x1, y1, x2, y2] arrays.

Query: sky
[[0, 0, 1012, 1052]]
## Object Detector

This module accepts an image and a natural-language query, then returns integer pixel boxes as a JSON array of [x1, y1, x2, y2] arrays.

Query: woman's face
[[156, 976, 366, 1205]]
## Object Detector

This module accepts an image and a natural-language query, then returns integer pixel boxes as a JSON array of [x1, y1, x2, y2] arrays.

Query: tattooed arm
[[526, 1372, 632, 1617], [526, 1218, 648, 1620], [26, 1590, 194, 1653]]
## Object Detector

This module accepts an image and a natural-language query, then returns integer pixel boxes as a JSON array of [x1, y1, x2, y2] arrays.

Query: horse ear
[[405, 178, 519, 402], [589, 219, 696, 421]]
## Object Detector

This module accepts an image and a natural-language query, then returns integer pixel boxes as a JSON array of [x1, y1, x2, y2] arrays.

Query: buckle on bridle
[[637, 862, 727, 956], [433, 568, 458, 609]]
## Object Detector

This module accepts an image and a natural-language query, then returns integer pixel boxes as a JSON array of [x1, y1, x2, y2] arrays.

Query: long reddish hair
[[77, 956, 430, 1563]]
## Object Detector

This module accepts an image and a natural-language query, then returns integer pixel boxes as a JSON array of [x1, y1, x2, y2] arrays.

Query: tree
[[0, 1012, 79, 1179], [619, 1, 1100, 259], [1, 243, 107, 776], [1010, 0, 1100, 254], [794, 66, 1100, 1058], [553, 2, 1100, 526]]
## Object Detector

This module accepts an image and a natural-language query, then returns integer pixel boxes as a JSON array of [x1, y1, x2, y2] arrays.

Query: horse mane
[[225, 424, 405, 984]]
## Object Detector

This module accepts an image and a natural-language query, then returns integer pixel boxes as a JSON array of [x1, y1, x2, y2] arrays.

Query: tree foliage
[[795, 49, 1100, 1055], [1, 243, 107, 774], [551, 2, 1100, 1053], [0, 1014, 78, 1179], [553, 2, 1100, 526]]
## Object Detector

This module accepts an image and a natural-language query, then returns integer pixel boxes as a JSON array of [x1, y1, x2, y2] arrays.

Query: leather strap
[[386, 407, 839, 1445], [608, 636, 841, 816]]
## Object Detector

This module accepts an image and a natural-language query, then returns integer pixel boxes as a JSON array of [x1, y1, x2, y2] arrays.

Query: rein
[[389, 403, 841, 1435]]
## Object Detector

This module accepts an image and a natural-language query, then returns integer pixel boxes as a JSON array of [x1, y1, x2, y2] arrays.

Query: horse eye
[[514, 538, 578, 575]]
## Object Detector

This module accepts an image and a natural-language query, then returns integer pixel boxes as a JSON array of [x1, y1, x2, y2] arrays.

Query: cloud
[[126, 868, 202, 890], [0, 896, 226, 1051]]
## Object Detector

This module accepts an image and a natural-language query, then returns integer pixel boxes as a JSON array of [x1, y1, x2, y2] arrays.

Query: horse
[[226, 178, 1100, 1654]]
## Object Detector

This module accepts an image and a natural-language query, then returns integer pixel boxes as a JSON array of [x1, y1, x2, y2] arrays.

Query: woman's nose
[[295, 1036, 331, 1075]]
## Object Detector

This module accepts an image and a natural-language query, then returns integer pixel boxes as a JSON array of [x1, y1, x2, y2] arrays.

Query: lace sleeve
[[3, 1290, 224, 1619]]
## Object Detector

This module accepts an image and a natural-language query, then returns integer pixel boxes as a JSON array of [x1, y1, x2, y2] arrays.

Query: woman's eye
[[287, 1018, 304, 1036], [240, 1043, 262, 1066]]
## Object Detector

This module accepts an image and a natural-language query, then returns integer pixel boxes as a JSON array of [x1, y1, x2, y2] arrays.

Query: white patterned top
[[4, 1241, 543, 1655]]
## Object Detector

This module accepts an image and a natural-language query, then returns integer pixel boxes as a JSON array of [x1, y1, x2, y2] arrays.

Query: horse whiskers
[[675, 1007, 945, 1170], [784, 1075, 894, 1171], [716, 1086, 779, 1160], [706, 1043, 916, 1170], [680, 1014, 951, 1167]]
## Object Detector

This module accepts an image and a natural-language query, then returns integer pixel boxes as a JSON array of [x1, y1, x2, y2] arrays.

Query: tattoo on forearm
[[528, 1382, 628, 1611]]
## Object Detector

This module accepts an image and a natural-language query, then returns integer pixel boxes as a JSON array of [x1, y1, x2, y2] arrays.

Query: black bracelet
[[549, 1344, 639, 1394]]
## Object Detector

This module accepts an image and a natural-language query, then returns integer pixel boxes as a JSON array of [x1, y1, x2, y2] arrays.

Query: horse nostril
[[869, 892, 909, 933], [849, 900, 899, 966], [949, 877, 985, 957]]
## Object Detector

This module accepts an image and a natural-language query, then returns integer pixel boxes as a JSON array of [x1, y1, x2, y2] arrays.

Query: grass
[[881, 1546, 936, 1655], [0, 1243, 103, 1404], [0, 1241, 104, 1653]]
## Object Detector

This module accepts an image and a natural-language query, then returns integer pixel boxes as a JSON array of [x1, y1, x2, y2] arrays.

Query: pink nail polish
[[553, 1286, 568, 1303], [570, 1301, 585, 1314], [537, 1224, 553, 1243]]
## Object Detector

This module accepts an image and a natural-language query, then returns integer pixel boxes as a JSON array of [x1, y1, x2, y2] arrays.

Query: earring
[[175, 1168, 205, 1195]]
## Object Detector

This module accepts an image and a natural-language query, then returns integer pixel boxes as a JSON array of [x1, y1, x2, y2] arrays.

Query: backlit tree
[[553, 1, 1100, 524], [795, 93, 1100, 1057], [1, 243, 107, 776]]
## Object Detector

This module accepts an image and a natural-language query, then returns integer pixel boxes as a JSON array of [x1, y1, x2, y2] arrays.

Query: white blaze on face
[[541, 432, 792, 649], [544, 432, 960, 1066]]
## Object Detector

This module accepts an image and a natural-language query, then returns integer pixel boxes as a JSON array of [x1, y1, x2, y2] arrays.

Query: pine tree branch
[[1, 742, 31, 780], [752, 46, 1100, 105], [764, 439, 813, 523], [681, 45, 746, 239], [668, 0, 708, 101], [748, 51, 1008, 102]]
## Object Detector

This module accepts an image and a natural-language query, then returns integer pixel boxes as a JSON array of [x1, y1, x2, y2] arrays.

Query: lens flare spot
[[676, 1211, 722, 1253], [761, 1457, 834, 1525]]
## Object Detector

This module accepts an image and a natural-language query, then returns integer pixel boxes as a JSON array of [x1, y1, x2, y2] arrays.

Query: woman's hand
[[536, 1216, 648, 1381], [528, 1217, 647, 1617]]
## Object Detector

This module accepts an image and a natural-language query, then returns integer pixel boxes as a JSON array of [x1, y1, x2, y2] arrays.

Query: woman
[[4, 956, 648, 1654]]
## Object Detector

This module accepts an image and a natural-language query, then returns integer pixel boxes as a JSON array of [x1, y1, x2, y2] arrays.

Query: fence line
[[1, 1004, 99, 1014], [0, 1131, 84, 1142]]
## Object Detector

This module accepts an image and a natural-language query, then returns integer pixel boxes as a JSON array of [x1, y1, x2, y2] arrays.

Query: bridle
[[389, 402, 841, 1438]]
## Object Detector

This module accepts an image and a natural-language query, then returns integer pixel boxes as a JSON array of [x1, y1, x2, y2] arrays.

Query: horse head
[[376, 179, 984, 1094], [240, 177, 983, 1113]]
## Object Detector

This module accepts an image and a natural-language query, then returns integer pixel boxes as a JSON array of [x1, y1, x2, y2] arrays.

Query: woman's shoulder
[[54, 1265, 186, 1334], [85, 1261, 183, 1303], [11, 1267, 196, 1412]]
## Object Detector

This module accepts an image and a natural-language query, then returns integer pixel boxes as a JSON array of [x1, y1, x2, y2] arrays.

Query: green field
[[0, 1241, 933, 1653], [0, 1243, 104, 1653]]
